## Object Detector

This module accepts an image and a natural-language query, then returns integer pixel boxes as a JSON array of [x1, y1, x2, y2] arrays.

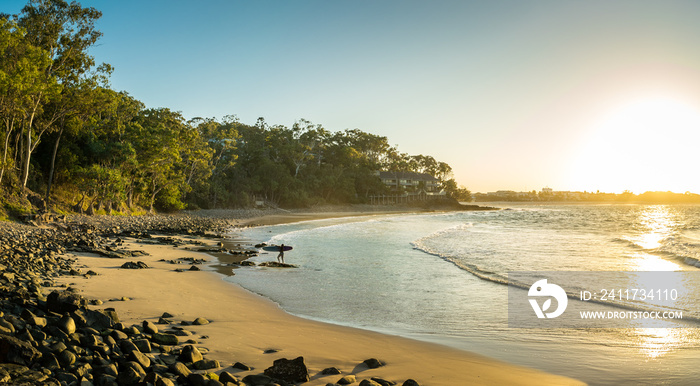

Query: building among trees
[[377, 171, 441, 193]]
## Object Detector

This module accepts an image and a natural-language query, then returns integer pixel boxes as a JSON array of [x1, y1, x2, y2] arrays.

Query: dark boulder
[[363, 358, 385, 369], [242, 374, 272, 386], [84, 309, 117, 329], [168, 362, 191, 378], [177, 344, 203, 363], [371, 377, 396, 386], [187, 373, 208, 386], [337, 375, 356, 385], [232, 361, 252, 371], [128, 349, 151, 370], [0, 363, 49, 384], [219, 371, 239, 384], [152, 332, 179, 346], [0, 334, 41, 366], [192, 317, 209, 325], [263, 356, 309, 383], [193, 358, 219, 370], [57, 349, 76, 367], [120, 261, 149, 269], [143, 320, 159, 334], [46, 290, 87, 313], [117, 361, 146, 385], [93, 363, 118, 378], [258, 261, 297, 268], [55, 371, 78, 385], [110, 329, 128, 341], [133, 338, 152, 353], [57, 315, 76, 334]]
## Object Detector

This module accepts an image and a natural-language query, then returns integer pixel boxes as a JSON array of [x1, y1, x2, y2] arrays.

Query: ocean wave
[[410, 237, 511, 287], [414, 233, 700, 323], [411, 222, 473, 248], [611, 236, 700, 269]]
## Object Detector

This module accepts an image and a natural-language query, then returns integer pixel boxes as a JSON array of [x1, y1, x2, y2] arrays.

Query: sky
[[5, 0, 700, 194]]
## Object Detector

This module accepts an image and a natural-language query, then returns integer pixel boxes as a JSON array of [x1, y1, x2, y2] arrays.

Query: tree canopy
[[0, 0, 471, 216]]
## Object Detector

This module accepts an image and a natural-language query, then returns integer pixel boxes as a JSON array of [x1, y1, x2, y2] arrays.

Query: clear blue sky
[[6, 0, 700, 193]]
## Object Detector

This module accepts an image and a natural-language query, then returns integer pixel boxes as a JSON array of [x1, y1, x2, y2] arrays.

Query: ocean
[[224, 204, 700, 385]]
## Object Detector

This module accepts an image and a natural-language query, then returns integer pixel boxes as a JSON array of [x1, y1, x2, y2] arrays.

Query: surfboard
[[262, 245, 293, 252]]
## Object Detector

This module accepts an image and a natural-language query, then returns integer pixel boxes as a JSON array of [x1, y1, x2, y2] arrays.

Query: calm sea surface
[[224, 204, 700, 385]]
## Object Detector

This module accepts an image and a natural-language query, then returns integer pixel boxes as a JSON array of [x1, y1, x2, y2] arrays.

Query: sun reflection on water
[[631, 252, 681, 271], [623, 206, 695, 359], [633, 205, 677, 250], [625, 205, 682, 271], [630, 328, 690, 359]]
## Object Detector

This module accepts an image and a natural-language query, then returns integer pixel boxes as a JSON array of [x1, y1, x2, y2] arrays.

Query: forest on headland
[[0, 0, 471, 219]]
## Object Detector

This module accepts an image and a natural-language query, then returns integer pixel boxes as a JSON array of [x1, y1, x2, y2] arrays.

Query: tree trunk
[[127, 178, 134, 208], [87, 195, 97, 215], [0, 120, 14, 186], [22, 97, 42, 188], [149, 193, 156, 213], [149, 179, 157, 213], [13, 127, 22, 171], [74, 193, 85, 213], [45, 128, 63, 207], [21, 123, 31, 187]]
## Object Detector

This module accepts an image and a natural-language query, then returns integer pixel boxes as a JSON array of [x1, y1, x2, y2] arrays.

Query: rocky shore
[[0, 212, 425, 386]]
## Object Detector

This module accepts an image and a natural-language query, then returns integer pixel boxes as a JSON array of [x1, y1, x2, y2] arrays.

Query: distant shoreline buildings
[[377, 171, 441, 193], [474, 188, 700, 203]]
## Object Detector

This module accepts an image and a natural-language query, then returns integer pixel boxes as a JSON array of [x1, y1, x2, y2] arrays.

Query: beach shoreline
[[55, 207, 583, 386], [62, 239, 582, 386]]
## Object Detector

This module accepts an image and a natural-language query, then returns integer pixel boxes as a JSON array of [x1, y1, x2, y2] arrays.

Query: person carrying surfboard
[[277, 244, 285, 264]]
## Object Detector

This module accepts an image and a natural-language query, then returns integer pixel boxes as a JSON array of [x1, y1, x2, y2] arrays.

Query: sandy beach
[[55, 211, 584, 386]]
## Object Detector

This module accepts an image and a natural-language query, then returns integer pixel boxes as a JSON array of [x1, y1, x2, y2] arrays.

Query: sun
[[568, 96, 700, 193]]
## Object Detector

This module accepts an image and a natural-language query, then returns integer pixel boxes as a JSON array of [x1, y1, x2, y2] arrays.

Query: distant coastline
[[474, 189, 700, 204]]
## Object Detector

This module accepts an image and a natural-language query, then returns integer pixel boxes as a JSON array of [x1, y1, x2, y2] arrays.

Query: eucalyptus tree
[[191, 115, 239, 207], [66, 89, 143, 211], [131, 108, 211, 212], [16, 0, 105, 188], [43, 72, 113, 205], [0, 17, 60, 187], [290, 119, 323, 177]]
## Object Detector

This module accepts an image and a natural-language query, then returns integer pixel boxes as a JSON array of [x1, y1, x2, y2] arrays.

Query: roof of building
[[378, 171, 439, 182]]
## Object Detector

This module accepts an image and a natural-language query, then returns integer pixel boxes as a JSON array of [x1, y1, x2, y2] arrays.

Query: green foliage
[[155, 184, 186, 212], [1, 194, 31, 219], [0, 0, 469, 213], [442, 178, 472, 202]]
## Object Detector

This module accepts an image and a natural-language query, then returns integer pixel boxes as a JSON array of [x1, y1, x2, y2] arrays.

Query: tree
[[290, 119, 325, 177], [0, 17, 60, 188], [131, 108, 211, 212], [43, 73, 112, 205], [442, 178, 472, 202], [74, 164, 125, 214], [16, 0, 104, 188]]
